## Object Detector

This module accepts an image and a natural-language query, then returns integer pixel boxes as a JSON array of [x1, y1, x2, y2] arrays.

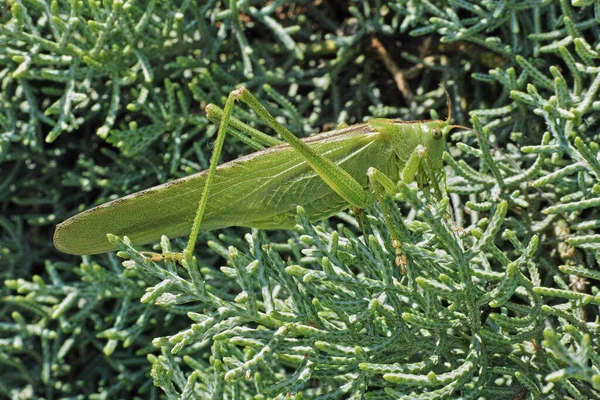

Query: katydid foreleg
[[408, 143, 462, 234], [405, 145, 445, 201], [234, 88, 369, 209]]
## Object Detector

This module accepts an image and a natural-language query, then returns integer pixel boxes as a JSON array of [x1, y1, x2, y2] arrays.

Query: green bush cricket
[[54, 87, 467, 263]]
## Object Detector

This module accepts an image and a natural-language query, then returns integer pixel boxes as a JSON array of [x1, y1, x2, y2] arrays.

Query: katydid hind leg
[[234, 88, 368, 210], [187, 89, 287, 258], [367, 167, 408, 271]]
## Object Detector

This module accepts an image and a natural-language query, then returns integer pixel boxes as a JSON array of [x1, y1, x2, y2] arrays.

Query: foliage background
[[2, 0, 600, 398]]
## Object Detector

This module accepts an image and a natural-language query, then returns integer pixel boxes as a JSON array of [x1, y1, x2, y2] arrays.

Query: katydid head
[[420, 119, 450, 170], [410, 88, 453, 170]]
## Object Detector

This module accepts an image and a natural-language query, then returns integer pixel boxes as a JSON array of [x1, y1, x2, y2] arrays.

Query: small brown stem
[[371, 37, 413, 102]]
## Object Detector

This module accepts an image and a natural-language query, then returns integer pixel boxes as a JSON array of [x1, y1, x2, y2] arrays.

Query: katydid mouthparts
[[54, 87, 468, 256]]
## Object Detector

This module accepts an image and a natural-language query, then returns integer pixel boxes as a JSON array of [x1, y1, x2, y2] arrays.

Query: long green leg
[[401, 144, 426, 184], [352, 206, 375, 247], [402, 145, 461, 234], [422, 153, 463, 234], [369, 144, 444, 271], [149, 98, 282, 263], [235, 88, 368, 209], [367, 167, 407, 270], [401, 144, 443, 199], [421, 154, 444, 201]]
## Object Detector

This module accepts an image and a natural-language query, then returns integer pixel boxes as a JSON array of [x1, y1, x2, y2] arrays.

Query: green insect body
[[54, 88, 450, 256]]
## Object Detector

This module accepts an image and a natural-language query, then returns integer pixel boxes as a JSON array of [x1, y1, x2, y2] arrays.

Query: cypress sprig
[[4, 0, 600, 398]]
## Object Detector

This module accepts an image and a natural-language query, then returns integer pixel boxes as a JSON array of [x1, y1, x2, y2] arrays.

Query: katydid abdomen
[[54, 122, 398, 255]]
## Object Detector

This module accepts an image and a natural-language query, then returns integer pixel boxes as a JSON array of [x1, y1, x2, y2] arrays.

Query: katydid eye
[[432, 128, 442, 140]]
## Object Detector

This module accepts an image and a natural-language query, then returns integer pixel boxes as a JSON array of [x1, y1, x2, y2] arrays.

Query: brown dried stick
[[371, 37, 413, 102]]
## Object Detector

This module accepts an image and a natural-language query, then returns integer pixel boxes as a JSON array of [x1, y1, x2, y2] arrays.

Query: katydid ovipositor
[[54, 87, 462, 258]]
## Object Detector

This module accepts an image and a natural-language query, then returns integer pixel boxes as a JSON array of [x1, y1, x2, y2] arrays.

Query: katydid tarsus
[[54, 87, 468, 265]]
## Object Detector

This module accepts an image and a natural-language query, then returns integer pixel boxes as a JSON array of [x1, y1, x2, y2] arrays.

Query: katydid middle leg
[[183, 90, 240, 260], [367, 167, 408, 270], [367, 142, 448, 271], [205, 103, 283, 150]]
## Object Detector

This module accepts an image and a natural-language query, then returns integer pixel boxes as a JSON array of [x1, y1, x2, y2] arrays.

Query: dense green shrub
[[2, 0, 600, 398]]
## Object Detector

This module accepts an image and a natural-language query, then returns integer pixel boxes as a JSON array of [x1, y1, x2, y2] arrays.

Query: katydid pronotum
[[54, 87, 469, 265]]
